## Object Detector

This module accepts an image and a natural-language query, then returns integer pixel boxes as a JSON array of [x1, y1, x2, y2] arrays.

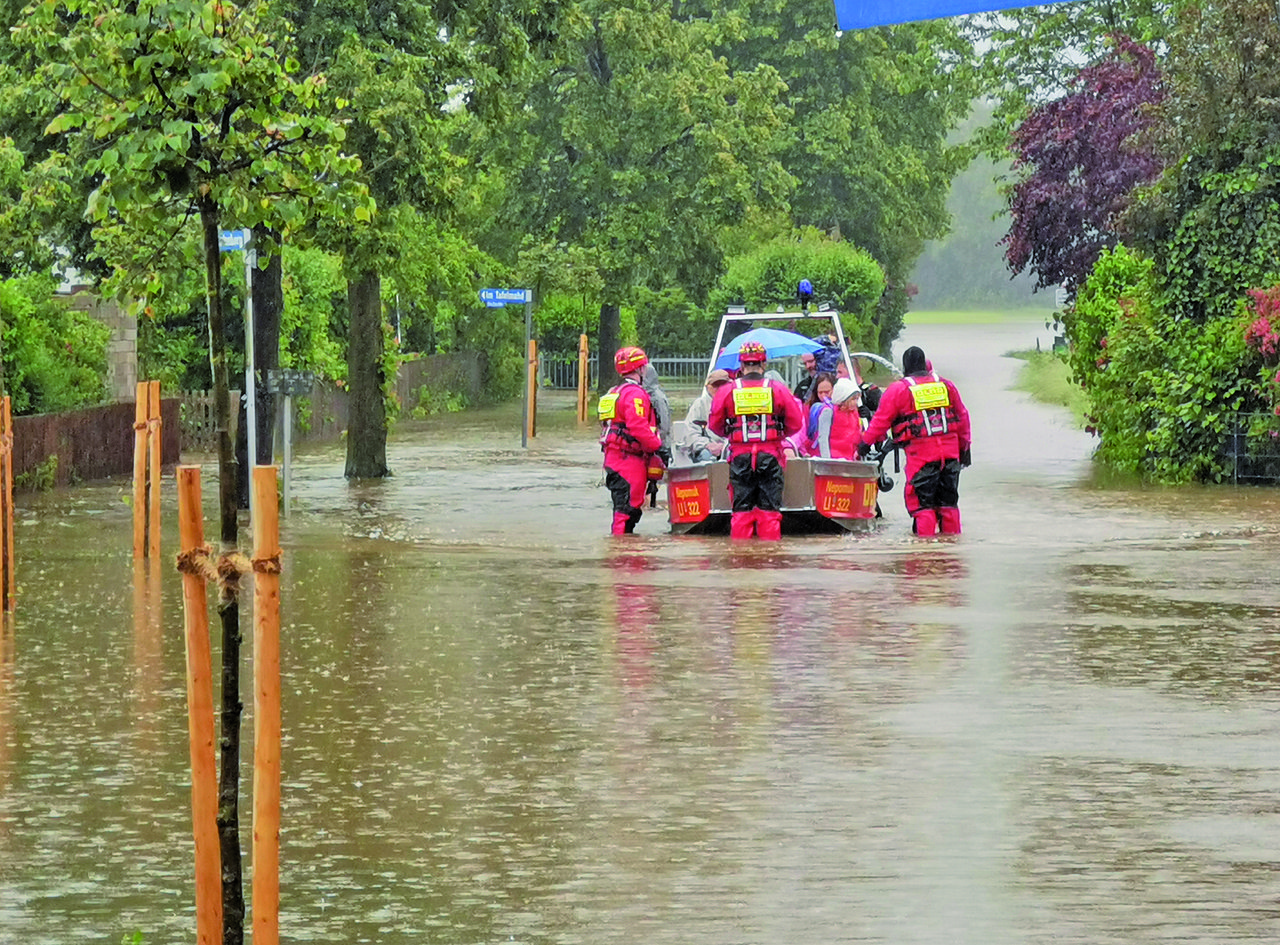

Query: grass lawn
[[905, 307, 1058, 326], [1007, 349, 1089, 425]]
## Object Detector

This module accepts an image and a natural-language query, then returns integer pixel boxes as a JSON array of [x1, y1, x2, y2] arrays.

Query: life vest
[[598, 380, 651, 455], [726, 378, 784, 444], [892, 372, 960, 442]]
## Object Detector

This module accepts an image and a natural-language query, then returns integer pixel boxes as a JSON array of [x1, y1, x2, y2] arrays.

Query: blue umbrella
[[713, 327, 825, 370]]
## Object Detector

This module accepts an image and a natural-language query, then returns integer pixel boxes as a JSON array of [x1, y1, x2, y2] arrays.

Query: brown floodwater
[[3, 318, 1280, 944]]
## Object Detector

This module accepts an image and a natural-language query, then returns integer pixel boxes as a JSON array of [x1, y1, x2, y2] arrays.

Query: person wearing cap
[[708, 340, 805, 540], [813, 377, 866, 460], [859, 345, 971, 535], [681, 369, 732, 463], [599, 346, 664, 535], [792, 352, 819, 402]]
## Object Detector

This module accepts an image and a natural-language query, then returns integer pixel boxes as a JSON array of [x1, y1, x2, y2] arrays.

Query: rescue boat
[[668, 306, 897, 536]]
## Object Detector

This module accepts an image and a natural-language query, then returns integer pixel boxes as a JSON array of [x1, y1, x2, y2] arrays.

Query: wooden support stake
[[251, 465, 281, 945], [1, 396, 12, 611], [526, 338, 538, 441], [148, 381, 161, 559], [133, 382, 148, 559], [177, 466, 223, 945], [577, 333, 590, 424]]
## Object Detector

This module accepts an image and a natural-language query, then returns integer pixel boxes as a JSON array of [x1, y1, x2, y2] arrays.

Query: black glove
[[960, 448, 971, 468], [856, 441, 871, 459], [657, 447, 673, 466]]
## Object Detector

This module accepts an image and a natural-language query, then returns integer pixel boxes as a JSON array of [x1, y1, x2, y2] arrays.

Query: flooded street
[[3, 315, 1280, 944]]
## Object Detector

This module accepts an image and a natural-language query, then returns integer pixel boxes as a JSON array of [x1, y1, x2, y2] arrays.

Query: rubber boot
[[730, 510, 756, 539], [938, 507, 961, 535], [625, 507, 643, 534], [756, 509, 783, 541], [912, 509, 939, 537], [612, 511, 631, 536]]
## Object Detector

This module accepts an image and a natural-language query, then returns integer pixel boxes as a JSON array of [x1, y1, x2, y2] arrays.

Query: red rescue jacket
[[599, 379, 663, 458], [862, 370, 971, 462], [708, 376, 805, 456]]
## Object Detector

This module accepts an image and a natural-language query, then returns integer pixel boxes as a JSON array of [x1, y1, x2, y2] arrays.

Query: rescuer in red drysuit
[[708, 340, 806, 540], [860, 345, 971, 536], [600, 346, 665, 535]]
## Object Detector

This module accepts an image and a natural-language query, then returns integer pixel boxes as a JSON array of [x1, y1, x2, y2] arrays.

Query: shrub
[[709, 229, 886, 350], [1069, 244, 1265, 481], [0, 274, 109, 414]]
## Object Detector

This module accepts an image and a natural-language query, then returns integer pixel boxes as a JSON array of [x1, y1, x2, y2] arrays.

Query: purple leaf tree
[[1002, 36, 1166, 296]]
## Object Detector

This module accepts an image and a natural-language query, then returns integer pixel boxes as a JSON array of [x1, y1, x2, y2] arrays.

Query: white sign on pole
[[218, 229, 251, 253]]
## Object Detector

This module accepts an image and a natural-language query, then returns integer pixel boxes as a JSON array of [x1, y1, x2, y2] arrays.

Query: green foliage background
[[0, 274, 108, 413], [709, 232, 886, 349]]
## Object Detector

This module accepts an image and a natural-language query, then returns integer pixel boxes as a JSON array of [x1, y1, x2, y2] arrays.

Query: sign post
[[478, 288, 535, 448], [219, 228, 256, 517], [266, 369, 313, 519]]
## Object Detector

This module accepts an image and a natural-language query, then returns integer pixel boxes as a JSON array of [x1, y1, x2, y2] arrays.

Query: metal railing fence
[[1226, 412, 1280, 484], [539, 354, 711, 390]]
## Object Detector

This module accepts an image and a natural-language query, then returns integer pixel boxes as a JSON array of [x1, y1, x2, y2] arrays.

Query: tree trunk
[[235, 230, 282, 508], [198, 194, 245, 945], [596, 300, 620, 394], [345, 268, 390, 478]]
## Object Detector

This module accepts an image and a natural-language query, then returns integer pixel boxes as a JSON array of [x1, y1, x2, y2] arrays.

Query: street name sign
[[479, 287, 531, 308]]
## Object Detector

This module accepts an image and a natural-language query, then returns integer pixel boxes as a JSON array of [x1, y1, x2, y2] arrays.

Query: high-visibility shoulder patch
[[633, 398, 646, 417], [597, 392, 619, 420]]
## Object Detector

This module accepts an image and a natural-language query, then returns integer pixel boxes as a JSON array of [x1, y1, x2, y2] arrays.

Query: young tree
[[1001, 36, 1165, 297], [24, 1, 369, 940]]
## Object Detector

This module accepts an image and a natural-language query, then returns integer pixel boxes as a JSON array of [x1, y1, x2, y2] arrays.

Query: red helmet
[[738, 340, 768, 364], [614, 346, 648, 374]]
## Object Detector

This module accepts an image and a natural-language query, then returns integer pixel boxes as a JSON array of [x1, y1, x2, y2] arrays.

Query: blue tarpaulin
[[833, 0, 1043, 30]]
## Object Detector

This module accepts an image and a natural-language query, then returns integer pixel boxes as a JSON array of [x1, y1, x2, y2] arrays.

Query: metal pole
[[282, 393, 292, 519], [521, 300, 531, 449], [244, 244, 257, 520]]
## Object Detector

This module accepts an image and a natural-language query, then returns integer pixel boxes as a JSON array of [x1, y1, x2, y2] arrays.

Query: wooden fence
[[11, 399, 181, 490], [178, 351, 487, 453], [179, 389, 240, 455]]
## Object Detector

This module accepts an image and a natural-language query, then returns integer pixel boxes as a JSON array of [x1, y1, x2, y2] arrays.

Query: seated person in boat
[[812, 377, 867, 459], [681, 369, 732, 462]]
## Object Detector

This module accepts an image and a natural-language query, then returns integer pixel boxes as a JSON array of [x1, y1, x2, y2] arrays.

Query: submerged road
[[1, 314, 1280, 943]]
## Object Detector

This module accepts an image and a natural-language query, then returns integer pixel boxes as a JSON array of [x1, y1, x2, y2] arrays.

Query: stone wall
[[60, 290, 137, 403]]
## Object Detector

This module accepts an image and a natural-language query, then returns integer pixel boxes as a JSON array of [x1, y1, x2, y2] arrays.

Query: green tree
[[699, 0, 976, 348], [24, 2, 369, 940], [0, 273, 109, 413], [278, 0, 528, 475], [491, 0, 794, 392]]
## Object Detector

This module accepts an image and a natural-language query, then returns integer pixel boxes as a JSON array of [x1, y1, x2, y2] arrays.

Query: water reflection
[[5, 351, 1280, 942], [131, 559, 163, 757], [0, 612, 13, 847]]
